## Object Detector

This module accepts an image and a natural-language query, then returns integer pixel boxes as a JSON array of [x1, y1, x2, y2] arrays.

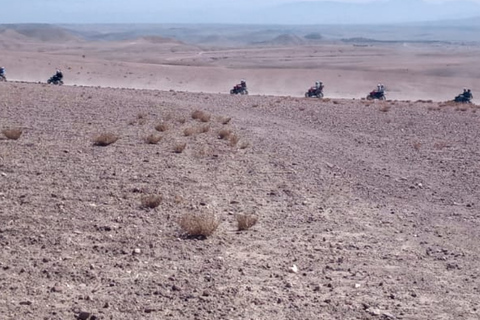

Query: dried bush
[[178, 117, 186, 124], [155, 123, 169, 132], [144, 134, 162, 144], [137, 113, 147, 120], [379, 104, 391, 112], [413, 141, 421, 151], [93, 133, 118, 146], [174, 142, 187, 153], [229, 134, 240, 147], [183, 127, 196, 136], [178, 211, 220, 238], [221, 117, 232, 125], [192, 110, 211, 123], [141, 195, 162, 209], [191, 110, 204, 120], [198, 125, 210, 133], [218, 129, 232, 140], [240, 141, 250, 149], [236, 214, 258, 231], [2, 128, 23, 140]]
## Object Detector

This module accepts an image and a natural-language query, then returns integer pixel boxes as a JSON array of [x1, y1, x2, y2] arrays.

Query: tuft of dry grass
[[2, 128, 23, 140], [192, 110, 211, 123], [141, 195, 162, 209], [198, 125, 210, 133], [144, 134, 162, 144], [93, 133, 118, 146], [177, 117, 186, 124], [174, 142, 187, 153], [229, 134, 240, 147], [183, 127, 196, 136], [379, 104, 391, 112], [155, 123, 169, 132], [434, 141, 449, 150], [218, 129, 232, 140], [413, 141, 422, 151], [221, 117, 232, 125], [239, 141, 250, 149], [236, 213, 258, 231], [332, 100, 340, 105], [178, 211, 220, 238]]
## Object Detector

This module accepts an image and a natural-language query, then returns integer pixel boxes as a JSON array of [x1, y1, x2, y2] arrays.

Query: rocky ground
[[1, 81, 480, 320]]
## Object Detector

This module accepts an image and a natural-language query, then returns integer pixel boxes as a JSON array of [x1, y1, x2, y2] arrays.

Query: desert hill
[[1, 81, 479, 319]]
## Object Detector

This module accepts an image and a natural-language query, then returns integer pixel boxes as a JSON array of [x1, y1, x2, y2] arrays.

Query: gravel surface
[[1, 81, 480, 319]]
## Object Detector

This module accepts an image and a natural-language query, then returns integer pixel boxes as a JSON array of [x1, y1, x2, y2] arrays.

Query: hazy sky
[[2, 0, 480, 24]]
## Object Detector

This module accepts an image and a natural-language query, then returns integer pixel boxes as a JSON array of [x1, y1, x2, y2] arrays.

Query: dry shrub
[[332, 100, 339, 105], [413, 141, 422, 151], [236, 214, 258, 231], [379, 104, 390, 112], [93, 133, 118, 146], [2, 128, 23, 140], [137, 113, 147, 120], [178, 211, 220, 238], [221, 117, 232, 125], [144, 134, 162, 144], [229, 134, 240, 147], [191, 110, 204, 120], [428, 106, 440, 111], [252, 104, 259, 108], [174, 142, 187, 153], [141, 195, 162, 209], [323, 98, 331, 102], [178, 117, 186, 124], [218, 129, 232, 140], [174, 194, 184, 204], [155, 123, 169, 132], [192, 110, 211, 123], [240, 141, 250, 149], [434, 141, 449, 150], [198, 125, 210, 133], [183, 127, 196, 136]]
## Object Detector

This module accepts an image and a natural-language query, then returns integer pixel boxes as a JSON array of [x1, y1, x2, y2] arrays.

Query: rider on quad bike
[[367, 83, 386, 100], [305, 81, 324, 98], [0, 66, 6, 82], [454, 88, 473, 103], [48, 69, 64, 85], [230, 79, 248, 95]]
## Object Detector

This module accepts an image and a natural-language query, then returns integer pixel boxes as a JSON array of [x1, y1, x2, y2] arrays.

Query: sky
[[1, 0, 480, 24]]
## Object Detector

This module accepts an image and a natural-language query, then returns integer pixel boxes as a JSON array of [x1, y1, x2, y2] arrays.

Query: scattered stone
[[354, 283, 361, 289], [290, 264, 299, 273], [77, 311, 92, 320], [172, 285, 181, 292], [19, 301, 32, 306], [133, 248, 141, 255]]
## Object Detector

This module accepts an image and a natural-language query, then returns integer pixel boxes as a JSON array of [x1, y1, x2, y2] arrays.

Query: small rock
[[290, 264, 299, 273], [133, 248, 141, 255], [354, 283, 361, 289], [19, 301, 32, 306], [77, 311, 91, 320], [172, 285, 181, 292]]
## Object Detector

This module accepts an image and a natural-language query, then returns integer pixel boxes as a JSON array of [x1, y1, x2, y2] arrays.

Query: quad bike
[[367, 90, 386, 100], [454, 93, 472, 103], [47, 76, 63, 85], [305, 87, 324, 98], [0, 74, 6, 82], [230, 84, 248, 95]]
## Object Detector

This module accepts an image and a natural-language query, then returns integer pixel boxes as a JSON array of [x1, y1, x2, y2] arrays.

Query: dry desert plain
[[1, 25, 480, 320]]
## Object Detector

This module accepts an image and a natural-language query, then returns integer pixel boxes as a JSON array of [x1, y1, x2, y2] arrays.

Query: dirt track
[[1, 81, 480, 319]]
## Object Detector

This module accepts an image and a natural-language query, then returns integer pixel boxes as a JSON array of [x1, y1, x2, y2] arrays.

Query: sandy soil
[[1, 80, 480, 320], [1, 28, 480, 319]]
